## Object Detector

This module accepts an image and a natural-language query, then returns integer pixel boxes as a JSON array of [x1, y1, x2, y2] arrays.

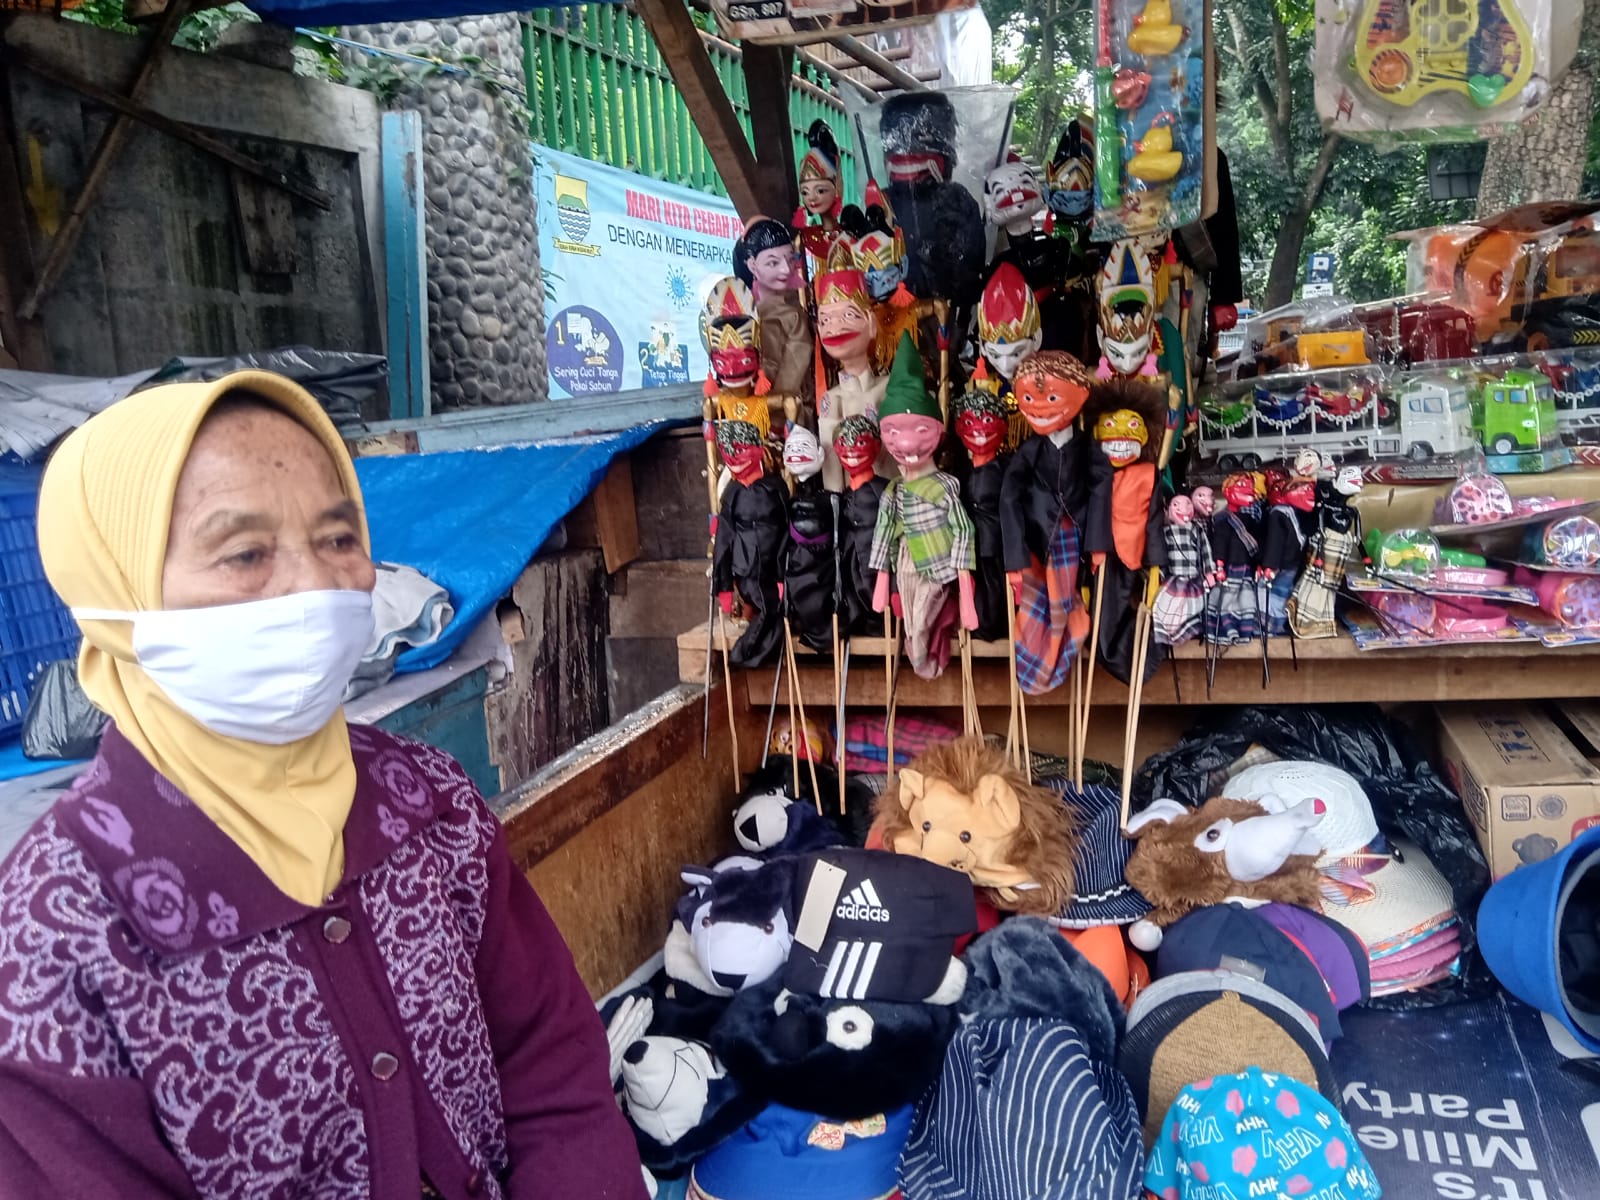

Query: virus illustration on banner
[[665, 264, 693, 310]]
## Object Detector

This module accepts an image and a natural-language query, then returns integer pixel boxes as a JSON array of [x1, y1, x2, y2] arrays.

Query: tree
[[982, 0, 1094, 163]]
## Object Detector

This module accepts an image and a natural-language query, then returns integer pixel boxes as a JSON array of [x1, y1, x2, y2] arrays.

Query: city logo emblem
[[553, 173, 600, 257]]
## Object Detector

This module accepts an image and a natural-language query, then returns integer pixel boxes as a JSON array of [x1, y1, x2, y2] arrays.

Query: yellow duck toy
[[1126, 0, 1184, 58], [1128, 113, 1183, 183]]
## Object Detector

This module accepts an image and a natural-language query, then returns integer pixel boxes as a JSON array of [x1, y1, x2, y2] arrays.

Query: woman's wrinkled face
[[162, 403, 375, 609]]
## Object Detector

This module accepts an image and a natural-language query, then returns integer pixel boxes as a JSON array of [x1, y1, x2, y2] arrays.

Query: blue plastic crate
[[0, 465, 79, 737]]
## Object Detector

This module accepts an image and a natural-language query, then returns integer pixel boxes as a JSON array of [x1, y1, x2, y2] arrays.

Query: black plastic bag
[[1133, 704, 1494, 1010], [21, 661, 107, 761], [140, 347, 388, 429]]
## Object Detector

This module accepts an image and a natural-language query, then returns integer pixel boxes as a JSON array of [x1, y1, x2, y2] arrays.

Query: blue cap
[[1478, 826, 1600, 1052], [690, 1103, 912, 1200]]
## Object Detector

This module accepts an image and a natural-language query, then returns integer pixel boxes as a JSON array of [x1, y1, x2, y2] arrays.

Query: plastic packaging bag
[[21, 660, 106, 761], [140, 347, 389, 430], [1133, 705, 1494, 1009]]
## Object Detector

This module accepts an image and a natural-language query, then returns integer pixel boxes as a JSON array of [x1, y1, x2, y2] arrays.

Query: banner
[[533, 145, 740, 399]]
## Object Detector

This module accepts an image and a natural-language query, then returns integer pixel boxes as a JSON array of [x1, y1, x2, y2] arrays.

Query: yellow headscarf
[[39, 372, 370, 907]]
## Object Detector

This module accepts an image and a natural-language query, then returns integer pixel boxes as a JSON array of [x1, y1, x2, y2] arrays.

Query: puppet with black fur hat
[[870, 735, 1077, 917], [1082, 376, 1170, 684], [734, 215, 814, 412], [711, 849, 974, 1120]]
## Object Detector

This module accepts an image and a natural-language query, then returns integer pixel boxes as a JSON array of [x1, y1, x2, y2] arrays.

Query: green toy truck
[[1473, 368, 1559, 456]]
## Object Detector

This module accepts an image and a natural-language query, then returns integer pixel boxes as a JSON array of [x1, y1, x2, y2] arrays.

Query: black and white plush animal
[[665, 858, 796, 998], [735, 756, 878, 852]]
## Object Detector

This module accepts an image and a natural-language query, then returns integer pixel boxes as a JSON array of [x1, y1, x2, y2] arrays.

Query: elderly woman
[[0, 374, 646, 1199]]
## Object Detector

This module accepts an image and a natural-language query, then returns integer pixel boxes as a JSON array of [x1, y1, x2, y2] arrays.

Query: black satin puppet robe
[[837, 475, 888, 638], [713, 472, 790, 668], [784, 476, 837, 653]]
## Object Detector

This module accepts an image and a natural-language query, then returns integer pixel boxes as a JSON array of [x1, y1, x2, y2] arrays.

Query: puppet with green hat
[[868, 333, 978, 680]]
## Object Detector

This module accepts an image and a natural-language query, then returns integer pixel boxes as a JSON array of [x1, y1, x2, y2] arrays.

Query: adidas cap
[[785, 849, 977, 1005]]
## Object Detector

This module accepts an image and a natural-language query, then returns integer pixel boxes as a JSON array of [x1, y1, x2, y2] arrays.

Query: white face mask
[[73, 589, 376, 745]]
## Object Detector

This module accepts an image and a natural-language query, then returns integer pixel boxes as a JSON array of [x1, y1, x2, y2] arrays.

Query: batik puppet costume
[[833, 414, 888, 638], [1261, 471, 1316, 636], [1289, 466, 1365, 640], [1084, 378, 1168, 682], [734, 216, 814, 412], [814, 244, 889, 491], [1000, 349, 1096, 695], [976, 263, 1044, 451], [870, 334, 978, 679], [1207, 472, 1263, 646], [794, 119, 844, 276], [951, 387, 1011, 641], [781, 425, 837, 654], [713, 420, 790, 668], [1152, 494, 1211, 646]]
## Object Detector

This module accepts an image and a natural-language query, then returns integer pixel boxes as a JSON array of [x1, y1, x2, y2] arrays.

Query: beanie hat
[[876, 333, 940, 423], [1143, 1068, 1382, 1200], [690, 1103, 912, 1200], [1120, 971, 1339, 1145]]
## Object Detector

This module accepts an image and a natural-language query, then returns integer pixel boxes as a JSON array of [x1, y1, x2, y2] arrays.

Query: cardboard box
[[1434, 703, 1600, 879]]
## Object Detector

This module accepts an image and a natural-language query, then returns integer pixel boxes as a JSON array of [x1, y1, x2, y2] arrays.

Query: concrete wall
[[4, 17, 385, 399], [342, 16, 548, 408]]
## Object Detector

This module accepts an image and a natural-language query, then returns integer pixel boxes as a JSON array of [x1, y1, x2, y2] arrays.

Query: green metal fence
[[522, 6, 857, 202]]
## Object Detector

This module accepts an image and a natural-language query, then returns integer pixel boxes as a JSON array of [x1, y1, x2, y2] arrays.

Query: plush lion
[[870, 737, 1077, 916]]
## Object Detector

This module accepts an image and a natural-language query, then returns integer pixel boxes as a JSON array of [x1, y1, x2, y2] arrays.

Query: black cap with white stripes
[[784, 849, 977, 1005]]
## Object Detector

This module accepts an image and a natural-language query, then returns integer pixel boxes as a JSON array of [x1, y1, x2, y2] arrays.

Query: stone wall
[[344, 16, 547, 408]]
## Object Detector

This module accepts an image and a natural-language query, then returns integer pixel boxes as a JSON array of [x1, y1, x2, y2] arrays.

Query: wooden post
[[0, 78, 49, 370], [741, 43, 798, 220], [634, 0, 766, 220]]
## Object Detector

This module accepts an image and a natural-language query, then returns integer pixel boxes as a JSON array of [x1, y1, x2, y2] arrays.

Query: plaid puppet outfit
[[1152, 519, 1210, 647], [1013, 516, 1085, 695], [870, 472, 976, 679]]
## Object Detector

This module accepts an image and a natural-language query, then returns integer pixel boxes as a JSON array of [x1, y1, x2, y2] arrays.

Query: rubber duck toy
[[1128, 112, 1183, 184], [1126, 0, 1185, 58]]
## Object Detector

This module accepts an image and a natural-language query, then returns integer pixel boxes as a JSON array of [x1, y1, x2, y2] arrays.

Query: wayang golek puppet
[[983, 151, 1046, 245], [1261, 471, 1316, 637], [1288, 466, 1366, 641], [1208, 471, 1263, 648], [813, 246, 886, 492], [1000, 349, 1097, 696], [870, 332, 979, 681], [793, 119, 844, 273], [1095, 240, 1160, 380], [1151, 494, 1211, 647], [713, 420, 789, 669], [831, 414, 887, 640], [839, 186, 919, 363], [780, 426, 836, 655], [701, 278, 772, 448], [974, 261, 1044, 430], [733, 217, 813, 410], [951, 387, 1011, 642]]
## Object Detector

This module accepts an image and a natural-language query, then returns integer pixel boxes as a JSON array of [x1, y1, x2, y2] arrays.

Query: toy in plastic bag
[[1523, 514, 1600, 568], [1372, 528, 1442, 577], [1446, 453, 1514, 524], [1092, 0, 1205, 240], [21, 660, 106, 761], [1314, 0, 1576, 147], [1132, 705, 1493, 1010]]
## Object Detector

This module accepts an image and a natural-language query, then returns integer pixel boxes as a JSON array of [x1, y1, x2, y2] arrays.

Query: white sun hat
[[1223, 760, 1379, 861]]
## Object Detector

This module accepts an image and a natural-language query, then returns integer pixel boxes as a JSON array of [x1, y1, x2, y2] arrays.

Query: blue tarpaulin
[[354, 421, 670, 673]]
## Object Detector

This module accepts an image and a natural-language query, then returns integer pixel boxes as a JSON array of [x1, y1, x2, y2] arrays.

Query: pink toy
[[1449, 468, 1515, 525]]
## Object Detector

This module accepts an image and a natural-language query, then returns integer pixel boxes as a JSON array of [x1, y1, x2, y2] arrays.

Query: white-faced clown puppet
[[869, 333, 978, 680], [983, 152, 1046, 244]]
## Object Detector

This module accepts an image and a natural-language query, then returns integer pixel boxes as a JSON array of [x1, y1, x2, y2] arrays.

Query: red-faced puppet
[[1000, 350, 1097, 694], [952, 387, 1012, 641], [712, 419, 789, 668], [833, 414, 888, 638]]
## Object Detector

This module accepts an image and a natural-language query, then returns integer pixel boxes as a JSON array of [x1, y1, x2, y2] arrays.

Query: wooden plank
[[230, 168, 298, 274], [676, 621, 1600, 708], [610, 560, 712, 640], [740, 43, 798, 219], [591, 456, 641, 575], [633, 0, 765, 219], [824, 35, 927, 93], [510, 685, 758, 997], [381, 111, 429, 421], [0, 80, 51, 370], [485, 550, 612, 789]]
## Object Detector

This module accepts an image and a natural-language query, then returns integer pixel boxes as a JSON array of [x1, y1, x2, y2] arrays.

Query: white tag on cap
[[1219, 954, 1266, 982], [794, 860, 847, 953]]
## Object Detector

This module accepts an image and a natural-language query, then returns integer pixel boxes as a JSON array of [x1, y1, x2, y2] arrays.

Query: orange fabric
[[1111, 463, 1156, 571], [1059, 924, 1149, 1007]]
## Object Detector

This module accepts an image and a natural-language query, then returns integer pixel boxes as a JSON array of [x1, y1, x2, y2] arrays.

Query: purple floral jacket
[[0, 723, 646, 1200]]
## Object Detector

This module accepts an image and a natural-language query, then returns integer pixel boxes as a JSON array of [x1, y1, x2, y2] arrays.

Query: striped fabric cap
[[1041, 783, 1153, 929], [899, 1016, 1144, 1200]]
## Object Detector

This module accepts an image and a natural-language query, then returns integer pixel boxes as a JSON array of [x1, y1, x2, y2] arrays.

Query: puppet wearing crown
[[977, 263, 1044, 450], [794, 119, 844, 274], [1096, 240, 1160, 381], [814, 243, 888, 492]]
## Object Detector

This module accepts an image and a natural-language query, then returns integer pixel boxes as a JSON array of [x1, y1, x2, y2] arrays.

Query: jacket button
[[465, 1168, 485, 1195], [370, 1052, 400, 1081], [322, 916, 352, 944]]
